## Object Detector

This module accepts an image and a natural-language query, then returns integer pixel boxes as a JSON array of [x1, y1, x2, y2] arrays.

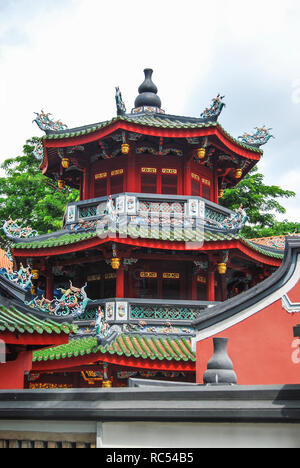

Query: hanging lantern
[[217, 263, 227, 275], [196, 148, 206, 160], [234, 168, 242, 179], [111, 257, 121, 270], [121, 143, 130, 154], [30, 286, 37, 295], [31, 269, 39, 280], [218, 189, 224, 198], [58, 179, 65, 189], [61, 158, 70, 169]]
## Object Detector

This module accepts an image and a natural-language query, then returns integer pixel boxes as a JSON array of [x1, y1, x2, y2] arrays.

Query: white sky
[[0, 0, 299, 223]]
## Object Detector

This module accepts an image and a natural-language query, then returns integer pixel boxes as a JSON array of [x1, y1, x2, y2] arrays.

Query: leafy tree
[[220, 167, 299, 238], [0, 137, 79, 248]]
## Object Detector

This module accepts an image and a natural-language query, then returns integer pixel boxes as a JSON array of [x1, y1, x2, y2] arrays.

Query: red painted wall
[[0, 351, 32, 389], [196, 280, 300, 385]]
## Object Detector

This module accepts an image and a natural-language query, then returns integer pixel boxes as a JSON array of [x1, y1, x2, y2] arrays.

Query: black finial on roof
[[134, 69, 162, 110]]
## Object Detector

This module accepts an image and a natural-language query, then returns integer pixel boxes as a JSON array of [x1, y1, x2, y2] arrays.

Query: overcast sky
[[0, 0, 299, 223]]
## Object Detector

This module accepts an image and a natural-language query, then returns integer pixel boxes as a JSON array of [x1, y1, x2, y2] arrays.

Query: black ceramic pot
[[203, 337, 237, 385], [134, 69, 162, 108]]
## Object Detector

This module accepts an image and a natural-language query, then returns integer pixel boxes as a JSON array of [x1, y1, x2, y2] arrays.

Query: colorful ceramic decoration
[[33, 110, 68, 132], [115, 87, 126, 115], [238, 126, 274, 147], [2, 218, 38, 239], [200, 94, 225, 120], [33, 139, 44, 161], [0, 264, 33, 290], [26, 282, 89, 318]]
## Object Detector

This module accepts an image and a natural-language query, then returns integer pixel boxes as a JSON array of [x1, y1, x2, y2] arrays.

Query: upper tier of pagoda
[[33, 69, 274, 203]]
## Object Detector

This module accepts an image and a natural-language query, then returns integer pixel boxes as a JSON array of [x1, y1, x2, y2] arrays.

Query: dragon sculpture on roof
[[200, 94, 226, 121], [33, 110, 68, 132], [238, 126, 274, 147]]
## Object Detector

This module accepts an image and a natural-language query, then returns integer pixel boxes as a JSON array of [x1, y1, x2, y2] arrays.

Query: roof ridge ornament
[[132, 69, 165, 115], [2, 217, 38, 240], [200, 94, 226, 121], [238, 126, 274, 147], [115, 87, 126, 116], [33, 110, 68, 132]]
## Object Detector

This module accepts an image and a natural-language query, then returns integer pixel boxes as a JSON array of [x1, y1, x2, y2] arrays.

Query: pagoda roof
[[10, 228, 284, 265], [249, 233, 300, 251], [0, 295, 76, 346], [0, 303, 74, 337], [32, 334, 196, 372], [42, 113, 262, 158]]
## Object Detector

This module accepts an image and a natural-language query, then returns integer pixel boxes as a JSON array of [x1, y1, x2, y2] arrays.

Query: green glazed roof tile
[[0, 305, 75, 336], [32, 334, 196, 363], [11, 227, 284, 260], [42, 114, 262, 154]]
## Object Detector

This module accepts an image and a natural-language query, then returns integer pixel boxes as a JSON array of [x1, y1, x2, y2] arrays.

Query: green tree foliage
[[0, 137, 79, 247], [220, 167, 300, 238]]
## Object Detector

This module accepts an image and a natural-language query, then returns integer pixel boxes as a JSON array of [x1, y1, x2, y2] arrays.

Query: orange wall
[[196, 280, 300, 385]]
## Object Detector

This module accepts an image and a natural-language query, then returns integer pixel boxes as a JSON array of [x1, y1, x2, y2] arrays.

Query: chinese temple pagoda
[[0, 69, 286, 389]]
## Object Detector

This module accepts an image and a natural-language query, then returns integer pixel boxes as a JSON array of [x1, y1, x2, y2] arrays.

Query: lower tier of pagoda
[[12, 238, 280, 308]]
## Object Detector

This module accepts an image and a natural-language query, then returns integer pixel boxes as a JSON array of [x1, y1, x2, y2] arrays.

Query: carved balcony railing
[[63, 192, 242, 237], [75, 298, 219, 338]]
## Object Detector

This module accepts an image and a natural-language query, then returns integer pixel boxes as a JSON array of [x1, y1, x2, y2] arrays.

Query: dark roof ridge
[[44, 112, 213, 136]]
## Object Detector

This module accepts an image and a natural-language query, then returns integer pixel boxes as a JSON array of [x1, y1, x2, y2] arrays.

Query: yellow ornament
[[196, 148, 206, 159], [111, 258, 121, 270], [217, 263, 227, 275], [121, 143, 130, 154], [61, 158, 70, 169]]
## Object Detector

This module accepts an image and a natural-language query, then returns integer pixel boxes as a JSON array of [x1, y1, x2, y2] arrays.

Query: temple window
[[196, 275, 207, 300], [94, 172, 108, 198], [138, 272, 158, 299], [161, 169, 178, 195], [201, 178, 211, 200], [162, 273, 181, 300], [110, 169, 124, 195], [140, 168, 157, 193], [191, 173, 201, 196]]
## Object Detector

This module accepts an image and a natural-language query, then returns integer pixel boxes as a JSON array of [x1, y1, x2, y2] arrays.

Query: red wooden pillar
[[82, 166, 91, 200], [207, 269, 215, 302], [127, 152, 136, 192], [184, 161, 192, 196], [116, 267, 125, 298], [213, 165, 219, 204], [177, 165, 183, 195]]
